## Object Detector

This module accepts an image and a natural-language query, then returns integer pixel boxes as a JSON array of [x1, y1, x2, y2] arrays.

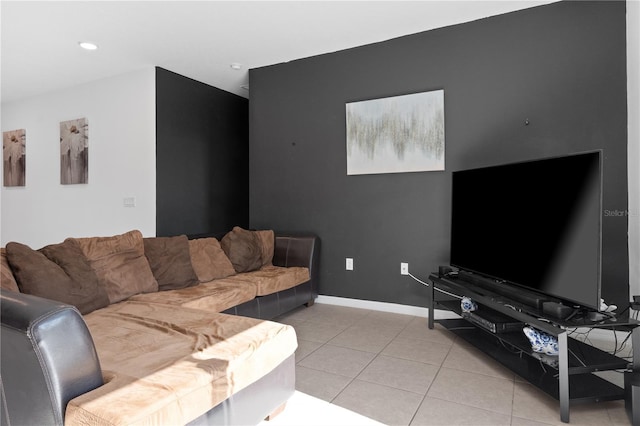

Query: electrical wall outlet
[[400, 262, 409, 275], [346, 258, 354, 271]]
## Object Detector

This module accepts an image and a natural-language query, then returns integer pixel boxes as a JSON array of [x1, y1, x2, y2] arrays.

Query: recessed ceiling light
[[230, 63, 242, 70], [78, 41, 98, 51]]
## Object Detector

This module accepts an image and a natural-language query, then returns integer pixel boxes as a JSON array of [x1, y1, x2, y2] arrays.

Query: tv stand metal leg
[[629, 326, 640, 425], [558, 331, 570, 423], [633, 325, 640, 372], [428, 279, 435, 329]]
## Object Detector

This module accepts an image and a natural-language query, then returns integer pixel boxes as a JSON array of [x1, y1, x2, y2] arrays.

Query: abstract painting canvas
[[346, 90, 444, 175], [60, 118, 88, 184], [3, 129, 26, 187]]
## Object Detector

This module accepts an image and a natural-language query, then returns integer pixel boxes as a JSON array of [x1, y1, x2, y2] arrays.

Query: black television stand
[[428, 273, 640, 424]]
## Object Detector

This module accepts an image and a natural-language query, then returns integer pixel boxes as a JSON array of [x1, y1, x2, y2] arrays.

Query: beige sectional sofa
[[0, 227, 320, 425]]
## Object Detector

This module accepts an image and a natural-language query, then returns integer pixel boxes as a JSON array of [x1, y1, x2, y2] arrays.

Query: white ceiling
[[1, 1, 556, 103]]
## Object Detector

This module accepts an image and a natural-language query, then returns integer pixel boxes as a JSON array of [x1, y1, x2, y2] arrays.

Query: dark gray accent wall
[[249, 1, 629, 309], [156, 67, 249, 237]]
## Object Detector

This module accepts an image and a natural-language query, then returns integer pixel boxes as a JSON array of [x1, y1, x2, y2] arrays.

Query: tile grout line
[[406, 331, 458, 426], [509, 370, 516, 426], [327, 313, 429, 424], [327, 311, 399, 405]]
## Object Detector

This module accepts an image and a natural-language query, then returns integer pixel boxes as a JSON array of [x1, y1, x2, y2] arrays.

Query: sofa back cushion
[[254, 230, 275, 267], [71, 230, 158, 303], [4, 240, 110, 314], [143, 235, 199, 291], [1, 248, 19, 292], [220, 227, 263, 273], [188, 237, 236, 282]]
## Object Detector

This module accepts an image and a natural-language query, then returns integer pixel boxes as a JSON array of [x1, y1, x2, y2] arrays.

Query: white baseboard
[[315, 295, 460, 320]]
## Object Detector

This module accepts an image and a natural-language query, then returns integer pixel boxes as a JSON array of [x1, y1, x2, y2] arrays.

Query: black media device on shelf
[[450, 150, 603, 313]]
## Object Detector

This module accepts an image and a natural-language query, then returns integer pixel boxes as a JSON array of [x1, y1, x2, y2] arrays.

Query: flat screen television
[[450, 151, 603, 311]]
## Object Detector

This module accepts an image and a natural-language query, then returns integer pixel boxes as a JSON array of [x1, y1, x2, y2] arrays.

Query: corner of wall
[[628, 0, 639, 298]]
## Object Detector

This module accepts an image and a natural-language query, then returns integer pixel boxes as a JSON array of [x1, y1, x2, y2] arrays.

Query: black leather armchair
[[0, 291, 103, 426]]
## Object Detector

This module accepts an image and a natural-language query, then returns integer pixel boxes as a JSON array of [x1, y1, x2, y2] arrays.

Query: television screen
[[450, 151, 602, 311]]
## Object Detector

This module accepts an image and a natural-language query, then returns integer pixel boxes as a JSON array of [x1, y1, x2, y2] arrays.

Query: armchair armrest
[[273, 233, 320, 299], [1, 290, 103, 426]]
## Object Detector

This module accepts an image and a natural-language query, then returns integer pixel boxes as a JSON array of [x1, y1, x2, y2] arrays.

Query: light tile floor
[[275, 303, 632, 426]]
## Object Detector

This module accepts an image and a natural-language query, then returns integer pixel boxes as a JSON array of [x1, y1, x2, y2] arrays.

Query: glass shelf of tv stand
[[428, 273, 639, 423], [436, 299, 629, 373]]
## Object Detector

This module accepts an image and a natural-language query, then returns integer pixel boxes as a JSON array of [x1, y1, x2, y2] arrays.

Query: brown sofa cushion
[[1, 248, 20, 292], [143, 235, 199, 291], [220, 227, 263, 273], [188, 237, 236, 282], [235, 266, 311, 296], [130, 277, 257, 313], [254, 230, 275, 266], [68, 301, 297, 425], [5, 240, 110, 314], [72, 230, 158, 303]]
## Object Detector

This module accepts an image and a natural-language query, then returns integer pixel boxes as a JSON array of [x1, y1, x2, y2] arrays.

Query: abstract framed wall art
[[3, 129, 26, 187], [60, 118, 88, 184], [346, 89, 445, 175]]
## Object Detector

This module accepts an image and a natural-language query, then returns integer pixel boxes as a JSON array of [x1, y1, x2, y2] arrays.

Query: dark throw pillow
[[71, 230, 158, 304], [6, 240, 110, 314], [188, 237, 236, 282], [143, 235, 199, 291], [1, 248, 20, 292], [254, 229, 275, 267], [220, 226, 263, 273]]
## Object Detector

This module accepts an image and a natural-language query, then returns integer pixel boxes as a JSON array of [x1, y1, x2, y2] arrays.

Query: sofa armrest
[[0, 290, 103, 426], [273, 233, 320, 297]]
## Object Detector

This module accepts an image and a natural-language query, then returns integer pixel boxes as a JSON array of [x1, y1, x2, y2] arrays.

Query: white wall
[[628, 0, 640, 298], [1, 67, 156, 248]]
